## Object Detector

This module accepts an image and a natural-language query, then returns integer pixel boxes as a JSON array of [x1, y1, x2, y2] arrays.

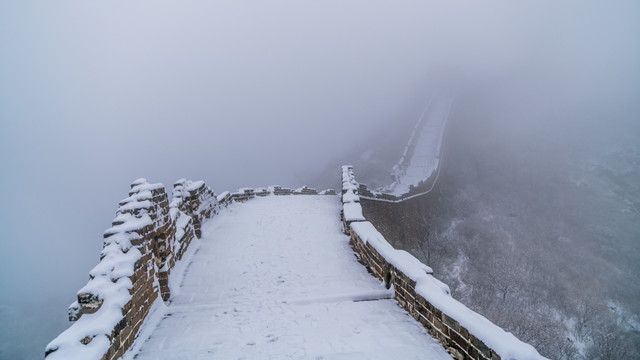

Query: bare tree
[[586, 322, 634, 360]]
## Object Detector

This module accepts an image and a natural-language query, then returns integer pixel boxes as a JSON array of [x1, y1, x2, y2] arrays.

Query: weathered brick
[[115, 344, 125, 359], [490, 350, 501, 360], [449, 329, 468, 352], [435, 318, 449, 337], [470, 334, 492, 358], [460, 326, 469, 340], [467, 345, 482, 360], [443, 314, 461, 333]]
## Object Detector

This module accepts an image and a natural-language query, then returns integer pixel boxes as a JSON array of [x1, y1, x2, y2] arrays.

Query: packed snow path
[[128, 196, 452, 359]]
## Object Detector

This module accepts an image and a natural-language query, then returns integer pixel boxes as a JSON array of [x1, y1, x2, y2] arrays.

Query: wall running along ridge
[[367, 92, 453, 203], [45, 179, 333, 360], [341, 165, 548, 360], [389, 96, 436, 187]]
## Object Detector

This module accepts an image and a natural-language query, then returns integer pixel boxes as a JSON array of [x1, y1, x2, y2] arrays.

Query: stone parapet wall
[[342, 166, 547, 360], [45, 178, 219, 360], [46, 180, 337, 360], [156, 179, 219, 301], [340, 166, 366, 233], [358, 194, 432, 250]]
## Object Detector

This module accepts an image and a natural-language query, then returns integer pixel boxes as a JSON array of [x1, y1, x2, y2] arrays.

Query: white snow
[[342, 189, 359, 203], [216, 191, 230, 203], [185, 180, 205, 192], [343, 202, 365, 222], [129, 181, 164, 195], [127, 196, 452, 360]]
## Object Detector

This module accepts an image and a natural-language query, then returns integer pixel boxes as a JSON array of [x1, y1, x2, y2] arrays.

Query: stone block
[[416, 311, 430, 327], [443, 314, 461, 333], [470, 334, 492, 358], [101, 345, 115, 360], [114, 345, 125, 360], [459, 326, 469, 340], [467, 345, 481, 360], [68, 302, 82, 321], [449, 329, 469, 352], [111, 317, 128, 338], [77, 293, 103, 314], [445, 346, 465, 360], [435, 318, 449, 338]]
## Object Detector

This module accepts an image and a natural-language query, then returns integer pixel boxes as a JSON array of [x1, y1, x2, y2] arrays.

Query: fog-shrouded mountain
[[310, 81, 640, 359]]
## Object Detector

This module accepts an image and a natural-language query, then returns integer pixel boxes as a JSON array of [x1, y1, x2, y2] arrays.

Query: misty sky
[[1, 0, 639, 357]]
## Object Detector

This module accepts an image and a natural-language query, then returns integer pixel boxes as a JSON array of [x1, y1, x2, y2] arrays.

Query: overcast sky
[[0, 0, 437, 305], [1, 0, 639, 356]]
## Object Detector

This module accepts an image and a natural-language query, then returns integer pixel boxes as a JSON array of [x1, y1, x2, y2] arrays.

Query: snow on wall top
[[343, 202, 365, 222], [341, 166, 366, 222], [350, 221, 433, 279], [46, 179, 167, 360]]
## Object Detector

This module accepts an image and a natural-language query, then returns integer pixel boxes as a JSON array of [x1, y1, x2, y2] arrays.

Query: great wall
[[45, 95, 548, 360]]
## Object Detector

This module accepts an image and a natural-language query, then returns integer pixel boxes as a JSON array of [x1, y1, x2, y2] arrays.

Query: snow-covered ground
[[127, 196, 452, 359], [384, 95, 453, 196]]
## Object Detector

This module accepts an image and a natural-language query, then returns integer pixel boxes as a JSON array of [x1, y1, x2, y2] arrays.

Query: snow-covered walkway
[[128, 196, 452, 359]]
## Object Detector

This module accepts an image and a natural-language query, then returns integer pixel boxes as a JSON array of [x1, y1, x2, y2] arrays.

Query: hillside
[[314, 87, 640, 359]]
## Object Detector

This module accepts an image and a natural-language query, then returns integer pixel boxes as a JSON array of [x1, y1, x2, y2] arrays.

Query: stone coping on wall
[[341, 165, 547, 360]]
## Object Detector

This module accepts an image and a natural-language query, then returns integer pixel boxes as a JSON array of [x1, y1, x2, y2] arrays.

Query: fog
[[1, 0, 638, 358]]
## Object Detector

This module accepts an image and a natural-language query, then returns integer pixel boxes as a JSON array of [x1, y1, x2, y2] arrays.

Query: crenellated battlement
[[45, 179, 216, 360], [45, 180, 332, 360]]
